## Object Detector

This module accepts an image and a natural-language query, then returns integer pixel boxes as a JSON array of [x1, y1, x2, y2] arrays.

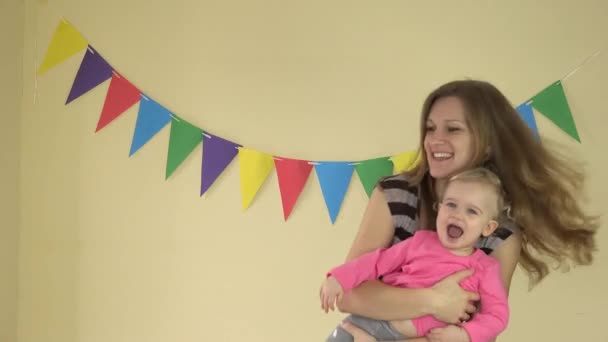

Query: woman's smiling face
[[424, 96, 475, 180]]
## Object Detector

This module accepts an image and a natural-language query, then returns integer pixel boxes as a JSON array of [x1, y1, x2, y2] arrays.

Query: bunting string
[[562, 50, 601, 81], [36, 17, 594, 223]]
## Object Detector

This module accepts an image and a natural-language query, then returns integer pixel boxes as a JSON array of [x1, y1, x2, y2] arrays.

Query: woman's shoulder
[[376, 173, 421, 244], [377, 172, 419, 211], [377, 173, 419, 203], [476, 219, 522, 255], [378, 172, 417, 191]]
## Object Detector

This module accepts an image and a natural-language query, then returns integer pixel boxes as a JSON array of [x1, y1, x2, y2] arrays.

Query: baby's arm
[[320, 235, 415, 314], [320, 276, 344, 313], [328, 234, 415, 291], [460, 262, 510, 342], [425, 325, 469, 342]]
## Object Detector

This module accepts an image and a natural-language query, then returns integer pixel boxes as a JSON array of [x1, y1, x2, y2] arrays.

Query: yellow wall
[[0, 0, 23, 341], [17, 0, 608, 341]]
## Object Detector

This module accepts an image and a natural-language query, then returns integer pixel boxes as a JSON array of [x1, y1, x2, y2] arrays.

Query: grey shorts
[[326, 314, 408, 342]]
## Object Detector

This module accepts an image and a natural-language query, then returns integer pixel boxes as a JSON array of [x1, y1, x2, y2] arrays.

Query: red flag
[[274, 157, 313, 220], [96, 72, 140, 132]]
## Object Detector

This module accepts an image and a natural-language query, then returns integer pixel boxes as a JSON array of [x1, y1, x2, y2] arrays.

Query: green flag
[[531, 81, 580, 142], [355, 157, 394, 197], [166, 116, 203, 179]]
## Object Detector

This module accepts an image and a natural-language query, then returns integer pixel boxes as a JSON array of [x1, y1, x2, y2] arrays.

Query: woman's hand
[[341, 321, 378, 342], [429, 269, 480, 324]]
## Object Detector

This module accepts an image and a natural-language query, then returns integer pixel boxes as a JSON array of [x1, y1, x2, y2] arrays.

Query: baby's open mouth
[[447, 224, 464, 238]]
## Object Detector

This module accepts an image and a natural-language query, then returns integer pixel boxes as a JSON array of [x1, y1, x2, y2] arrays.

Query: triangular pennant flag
[[96, 72, 141, 132], [166, 117, 203, 179], [274, 158, 313, 220], [66, 46, 114, 104], [200, 133, 241, 196], [129, 95, 172, 156], [238, 148, 274, 210], [531, 81, 580, 142], [516, 102, 539, 139], [390, 150, 419, 173], [355, 157, 393, 197], [315, 162, 354, 224], [37, 19, 88, 74]]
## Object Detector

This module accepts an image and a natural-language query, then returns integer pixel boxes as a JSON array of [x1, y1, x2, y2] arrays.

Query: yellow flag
[[390, 150, 420, 173], [238, 147, 275, 210], [37, 18, 88, 75]]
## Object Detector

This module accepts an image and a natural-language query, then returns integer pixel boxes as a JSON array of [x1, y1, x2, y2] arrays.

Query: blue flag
[[129, 95, 172, 156], [516, 102, 539, 139], [315, 161, 354, 224]]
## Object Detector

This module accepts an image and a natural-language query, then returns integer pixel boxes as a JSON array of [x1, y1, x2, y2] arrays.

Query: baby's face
[[436, 180, 499, 255]]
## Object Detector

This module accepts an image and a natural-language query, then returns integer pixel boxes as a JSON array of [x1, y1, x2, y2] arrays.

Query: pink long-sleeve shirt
[[329, 230, 509, 342]]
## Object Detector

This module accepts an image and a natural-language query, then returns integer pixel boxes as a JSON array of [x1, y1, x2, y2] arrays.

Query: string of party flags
[[36, 17, 591, 223]]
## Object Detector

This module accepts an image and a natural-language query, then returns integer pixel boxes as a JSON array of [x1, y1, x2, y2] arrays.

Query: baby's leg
[[325, 324, 354, 342], [325, 314, 408, 342], [389, 319, 419, 337]]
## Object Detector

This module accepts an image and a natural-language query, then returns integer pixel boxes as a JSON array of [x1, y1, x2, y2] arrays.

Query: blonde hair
[[403, 79, 599, 286], [443, 168, 508, 219]]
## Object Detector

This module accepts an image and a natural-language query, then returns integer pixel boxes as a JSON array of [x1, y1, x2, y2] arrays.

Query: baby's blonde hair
[[443, 167, 508, 219]]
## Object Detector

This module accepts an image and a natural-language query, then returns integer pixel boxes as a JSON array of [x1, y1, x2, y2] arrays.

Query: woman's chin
[[429, 164, 467, 180], [429, 168, 452, 179]]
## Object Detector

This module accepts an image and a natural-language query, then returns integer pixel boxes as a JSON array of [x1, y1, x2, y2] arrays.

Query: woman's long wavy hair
[[404, 79, 600, 286]]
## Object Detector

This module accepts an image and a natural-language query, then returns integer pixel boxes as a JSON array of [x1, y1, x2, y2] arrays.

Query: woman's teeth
[[433, 152, 453, 159]]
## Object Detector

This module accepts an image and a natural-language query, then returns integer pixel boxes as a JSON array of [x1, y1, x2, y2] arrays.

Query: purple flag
[[66, 45, 113, 104], [200, 133, 241, 196]]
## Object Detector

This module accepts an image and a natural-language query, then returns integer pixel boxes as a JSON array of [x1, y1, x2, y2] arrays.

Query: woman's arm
[[343, 186, 395, 262], [485, 229, 523, 342], [336, 279, 435, 321], [490, 230, 523, 294], [336, 187, 432, 320], [336, 187, 480, 323]]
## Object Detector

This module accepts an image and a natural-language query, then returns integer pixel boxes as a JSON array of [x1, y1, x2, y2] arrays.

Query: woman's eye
[[447, 127, 461, 132], [425, 126, 435, 132]]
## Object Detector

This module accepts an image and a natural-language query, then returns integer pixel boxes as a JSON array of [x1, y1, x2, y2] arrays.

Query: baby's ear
[[482, 220, 499, 237]]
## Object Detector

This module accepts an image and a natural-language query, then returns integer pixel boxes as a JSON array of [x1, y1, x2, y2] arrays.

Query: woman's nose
[[428, 131, 447, 144]]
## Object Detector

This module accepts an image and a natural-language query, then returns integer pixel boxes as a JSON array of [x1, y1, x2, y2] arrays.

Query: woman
[[333, 79, 599, 341]]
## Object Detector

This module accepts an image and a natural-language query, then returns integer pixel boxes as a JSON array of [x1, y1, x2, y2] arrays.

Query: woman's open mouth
[[431, 152, 453, 162]]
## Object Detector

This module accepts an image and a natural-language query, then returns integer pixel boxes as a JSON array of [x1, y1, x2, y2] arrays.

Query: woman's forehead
[[428, 97, 467, 121]]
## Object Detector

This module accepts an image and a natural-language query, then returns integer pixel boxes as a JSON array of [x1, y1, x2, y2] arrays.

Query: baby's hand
[[427, 325, 470, 342], [319, 276, 344, 313]]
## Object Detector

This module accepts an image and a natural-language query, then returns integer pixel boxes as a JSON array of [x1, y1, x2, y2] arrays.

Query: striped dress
[[378, 173, 518, 255]]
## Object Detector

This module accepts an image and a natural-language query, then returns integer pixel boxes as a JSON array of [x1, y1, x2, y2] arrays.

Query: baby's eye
[[445, 201, 457, 208], [467, 208, 479, 215]]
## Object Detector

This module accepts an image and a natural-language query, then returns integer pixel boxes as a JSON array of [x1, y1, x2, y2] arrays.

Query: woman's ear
[[482, 220, 499, 237]]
